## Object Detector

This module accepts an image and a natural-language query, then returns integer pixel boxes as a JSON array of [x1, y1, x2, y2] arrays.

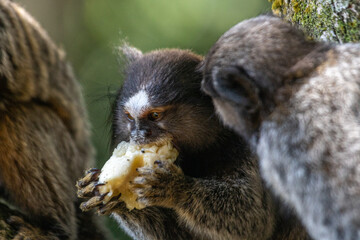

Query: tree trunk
[[269, 0, 360, 43]]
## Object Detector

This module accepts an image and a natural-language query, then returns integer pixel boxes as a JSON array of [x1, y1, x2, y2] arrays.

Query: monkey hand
[[130, 160, 185, 208], [76, 168, 127, 215], [7, 216, 58, 240]]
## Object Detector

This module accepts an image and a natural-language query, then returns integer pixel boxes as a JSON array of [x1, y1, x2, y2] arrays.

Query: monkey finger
[[98, 197, 121, 215], [6, 215, 25, 227], [136, 167, 153, 175], [7, 216, 43, 240], [133, 185, 152, 197], [154, 160, 178, 171], [76, 168, 101, 188], [85, 168, 100, 175], [153, 160, 165, 168], [156, 162, 183, 175], [98, 202, 117, 215], [80, 193, 107, 212], [132, 176, 147, 185], [129, 182, 151, 192], [136, 194, 162, 206], [13, 235, 25, 240], [132, 175, 159, 187], [136, 197, 148, 206], [77, 182, 105, 198]]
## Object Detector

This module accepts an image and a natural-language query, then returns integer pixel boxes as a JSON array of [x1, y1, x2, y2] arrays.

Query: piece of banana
[[98, 141, 178, 210]]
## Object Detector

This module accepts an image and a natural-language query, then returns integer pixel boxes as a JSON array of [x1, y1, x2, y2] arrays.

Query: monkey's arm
[[132, 160, 275, 240], [77, 151, 274, 240], [78, 169, 198, 240]]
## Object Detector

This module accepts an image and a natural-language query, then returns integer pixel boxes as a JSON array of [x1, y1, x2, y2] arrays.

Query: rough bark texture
[[269, 0, 360, 43]]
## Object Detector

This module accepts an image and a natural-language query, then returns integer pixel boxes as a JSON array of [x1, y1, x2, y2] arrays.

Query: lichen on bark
[[269, 0, 360, 43]]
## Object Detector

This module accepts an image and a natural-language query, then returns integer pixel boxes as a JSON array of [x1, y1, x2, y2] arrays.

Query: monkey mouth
[[131, 135, 175, 148]]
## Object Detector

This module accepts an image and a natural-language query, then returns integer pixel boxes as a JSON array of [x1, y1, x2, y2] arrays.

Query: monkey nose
[[137, 129, 152, 137], [130, 129, 152, 143], [144, 129, 152, 137]]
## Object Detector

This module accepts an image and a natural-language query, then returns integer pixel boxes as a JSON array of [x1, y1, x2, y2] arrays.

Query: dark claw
[[98, 198, 119, 215], [80, 193, 108, 212], [76, 168, 101, 188], [136, 197, 147, 205], [136, 167, 153, 175], [6, 216, 24, 226], [77, 182, 105, 198], [135, 189, 144, 196], [98, 197, 125, 215], [93, 183, 105, 196], [99, 193, 107, 201], [76, 179, 86, 188], [86, 168, 100, 174], [154, 160, 164, 167], [95, 182, 105, 188], [132, 177, 145, 185]]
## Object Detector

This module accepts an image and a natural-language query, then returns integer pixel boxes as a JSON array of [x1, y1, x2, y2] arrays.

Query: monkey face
[[117, 89, 172, 145], [112, 49, 222, 152], [113, 88, 221, 152]]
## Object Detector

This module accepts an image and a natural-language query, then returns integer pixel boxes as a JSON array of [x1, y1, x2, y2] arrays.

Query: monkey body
[[202, 15, 360, 240], [0, 0, 108, 239], [259, 44, 360, 240], [110, 137, 273, 240], [78, 48, 286, 240]]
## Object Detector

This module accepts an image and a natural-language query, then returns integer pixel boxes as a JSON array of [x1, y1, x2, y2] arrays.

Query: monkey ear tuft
[[213, 66, 260, 111], [116, 42, 143, 65]]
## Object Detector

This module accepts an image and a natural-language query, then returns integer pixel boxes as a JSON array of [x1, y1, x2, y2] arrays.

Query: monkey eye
[[125, 111, 134, 121], [148, 111, 162, 121]]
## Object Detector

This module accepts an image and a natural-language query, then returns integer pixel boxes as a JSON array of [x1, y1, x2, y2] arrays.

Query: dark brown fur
[[0, 0, 108, 239]]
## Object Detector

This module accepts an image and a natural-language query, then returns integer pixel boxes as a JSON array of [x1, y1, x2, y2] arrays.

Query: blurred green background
[[16, 0, 270, 239]]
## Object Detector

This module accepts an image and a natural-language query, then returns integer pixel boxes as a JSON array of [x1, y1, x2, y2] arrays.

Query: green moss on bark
[[269, 0, 360, 43]]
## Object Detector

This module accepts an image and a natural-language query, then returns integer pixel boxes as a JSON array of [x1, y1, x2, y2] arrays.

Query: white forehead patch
[[124, 90, 150, 117]]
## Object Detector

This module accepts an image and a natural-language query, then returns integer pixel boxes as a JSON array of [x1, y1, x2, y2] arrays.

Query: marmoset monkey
[[77, 46, 310, 240], [0, 0, 108, 239], [202, 15, 360, 240]]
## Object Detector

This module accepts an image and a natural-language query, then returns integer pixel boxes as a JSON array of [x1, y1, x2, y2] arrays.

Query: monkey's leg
[[0, 104, 79, 239]]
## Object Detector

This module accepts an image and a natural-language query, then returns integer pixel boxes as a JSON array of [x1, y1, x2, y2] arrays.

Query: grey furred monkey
[[75, 46, 301, 240], [202, 15, 360, 240], [0, 0, 109, 239]]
